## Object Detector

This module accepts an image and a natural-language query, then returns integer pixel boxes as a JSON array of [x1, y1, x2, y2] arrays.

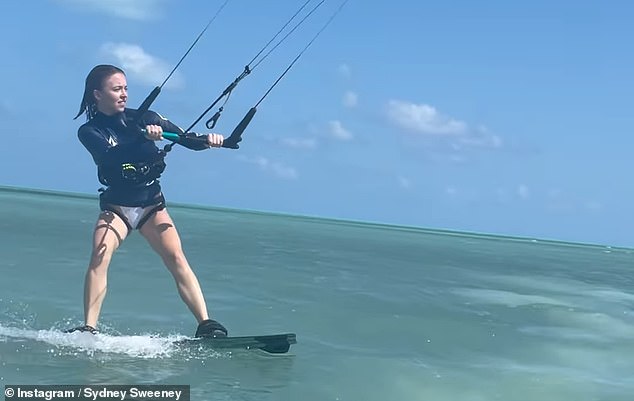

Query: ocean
[[0, 186, 632, 401]]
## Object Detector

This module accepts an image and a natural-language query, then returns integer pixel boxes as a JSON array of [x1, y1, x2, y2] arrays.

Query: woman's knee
[[162, 250, 188, 270]]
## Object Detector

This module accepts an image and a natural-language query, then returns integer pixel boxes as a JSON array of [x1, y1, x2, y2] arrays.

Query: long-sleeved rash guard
[[78, 108, 207, 207]]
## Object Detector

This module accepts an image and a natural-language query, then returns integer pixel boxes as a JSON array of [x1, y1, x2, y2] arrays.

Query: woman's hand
[[207, 133, 224, 148], [144, 125, 163, 141]]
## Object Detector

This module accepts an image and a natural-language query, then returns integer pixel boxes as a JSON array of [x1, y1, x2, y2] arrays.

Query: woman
[[67, 64, 227, 338]]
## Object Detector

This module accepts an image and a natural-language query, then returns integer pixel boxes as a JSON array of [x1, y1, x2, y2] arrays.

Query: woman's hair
[[74, 64, 125, 121]]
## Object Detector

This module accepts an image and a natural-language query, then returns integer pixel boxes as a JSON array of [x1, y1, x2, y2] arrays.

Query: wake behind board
[[176, 333, 297, 354]]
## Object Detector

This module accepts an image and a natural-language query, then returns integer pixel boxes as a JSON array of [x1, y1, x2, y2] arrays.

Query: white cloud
[[343, 91, 358, 108], [398, 176, 412, 189], [281, 137, 317, 149], [497, 186, 531, 202], [448, 154, 467, 164], [548, 189, 563, 199], [57, 0, 166, 20], [338, 63, 351, 78], [329, 120, 353, 141], [387, 100, 504, 154], [455, 125, 503, 149], [547, 189, 602, 213], [517, 184, 530, 200], [100, 43, 183, 88], [237, 156, 298, 180], [387, 100, 467, 136]]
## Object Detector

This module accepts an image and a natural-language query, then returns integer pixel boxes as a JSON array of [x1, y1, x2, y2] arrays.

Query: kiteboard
[[176, 333, 297, 354]]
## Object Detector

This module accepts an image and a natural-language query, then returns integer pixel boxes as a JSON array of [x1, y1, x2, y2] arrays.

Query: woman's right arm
[[78, 126, 111, 165]]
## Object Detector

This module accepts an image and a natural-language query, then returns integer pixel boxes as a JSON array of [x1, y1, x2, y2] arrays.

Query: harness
[[97, 142, 167, 188]]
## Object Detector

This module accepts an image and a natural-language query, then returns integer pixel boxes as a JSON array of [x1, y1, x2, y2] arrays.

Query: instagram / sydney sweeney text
[[7, 386, 188, 401]]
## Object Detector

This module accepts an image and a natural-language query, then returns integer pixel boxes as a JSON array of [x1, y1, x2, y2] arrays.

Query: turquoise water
[[1, 186, 632, 400]]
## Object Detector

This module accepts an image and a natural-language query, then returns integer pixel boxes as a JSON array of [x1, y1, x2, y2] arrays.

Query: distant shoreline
[[0, 184, 627, 251]]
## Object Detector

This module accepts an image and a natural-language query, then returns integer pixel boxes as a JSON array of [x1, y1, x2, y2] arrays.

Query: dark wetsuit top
[[78, 108, 206, 208]]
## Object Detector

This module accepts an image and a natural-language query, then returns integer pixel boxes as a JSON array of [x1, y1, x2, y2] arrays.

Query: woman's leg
[[84, 210, 129, 328], [139, 208, 211, 323]]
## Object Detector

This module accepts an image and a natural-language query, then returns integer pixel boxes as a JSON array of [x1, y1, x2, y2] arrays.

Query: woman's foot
[[64, 325, 98, 334], [195, 319, 228, 338]]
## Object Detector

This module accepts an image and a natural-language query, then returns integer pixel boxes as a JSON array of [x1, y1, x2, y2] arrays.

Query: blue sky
[[1, 0, 631, 247]]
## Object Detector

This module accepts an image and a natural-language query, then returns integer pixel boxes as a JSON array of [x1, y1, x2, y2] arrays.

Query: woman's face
[[94, 72, 127, 115]]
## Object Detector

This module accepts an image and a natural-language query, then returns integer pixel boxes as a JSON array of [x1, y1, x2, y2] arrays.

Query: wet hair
[[74, 64, 125, 121]]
